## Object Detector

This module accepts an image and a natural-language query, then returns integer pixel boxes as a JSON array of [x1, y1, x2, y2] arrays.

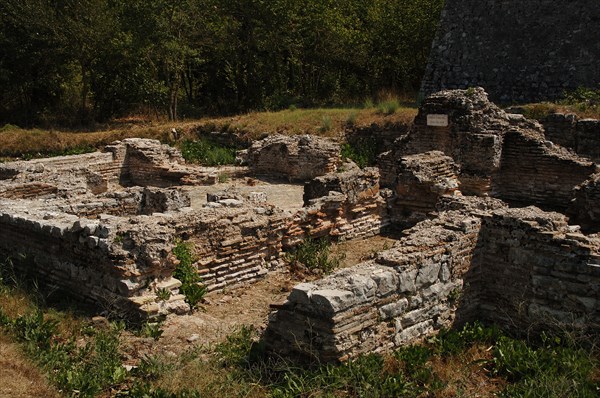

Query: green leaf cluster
[[172, 240, 207, 308]]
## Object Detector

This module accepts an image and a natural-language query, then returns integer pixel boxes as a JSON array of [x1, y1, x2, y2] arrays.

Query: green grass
[[178, 138, 237, 166]]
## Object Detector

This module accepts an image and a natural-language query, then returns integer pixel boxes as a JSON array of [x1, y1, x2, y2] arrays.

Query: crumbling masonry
[[1, 89, 598, 359]]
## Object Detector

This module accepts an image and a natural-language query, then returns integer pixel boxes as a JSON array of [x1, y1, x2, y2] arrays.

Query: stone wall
[[542, 114, 600, 162], [0, 139, 390, 318], [286, 167, 389, 246], [245, 134, 340, 181], [492, 130, 596, 209], [569, 172, 600, 231], [382, 88, 598, 210], [265, 202, 600, 362], [0, 198, 189, 320], [473, 207, 600, 336], [387, 151, 461, 227], [421, 0, 600, 103], [381, 88, 536, 196], [265, 203, 491, 362]]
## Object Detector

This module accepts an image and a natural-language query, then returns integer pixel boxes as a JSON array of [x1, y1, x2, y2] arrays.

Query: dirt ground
[[0, 334, 59, 398], [121, 234, 398, 364]]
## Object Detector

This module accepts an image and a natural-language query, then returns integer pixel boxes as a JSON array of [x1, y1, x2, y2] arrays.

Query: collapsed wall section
[[265, 204, 489, 362]]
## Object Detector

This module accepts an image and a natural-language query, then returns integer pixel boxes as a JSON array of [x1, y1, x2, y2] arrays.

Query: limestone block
[[311, 289, 355, 314], [415, 263, 442, 288], [379, 298, 409, 320]]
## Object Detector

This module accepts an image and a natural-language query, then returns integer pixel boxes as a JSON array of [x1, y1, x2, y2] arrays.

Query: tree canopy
[[0, 0, 444, 126]]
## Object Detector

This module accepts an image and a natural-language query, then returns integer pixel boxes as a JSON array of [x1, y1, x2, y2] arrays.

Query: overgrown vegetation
[[0, 257, 127, 397], [561, 86, 600, 114], [179, 138, 237, 166], [2, 255, 598, 397], [284, 237, 345, 275], [172, 240, 207, 308]]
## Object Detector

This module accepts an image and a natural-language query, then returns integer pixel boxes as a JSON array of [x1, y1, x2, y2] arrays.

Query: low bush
[[179, 138, 236, 166]]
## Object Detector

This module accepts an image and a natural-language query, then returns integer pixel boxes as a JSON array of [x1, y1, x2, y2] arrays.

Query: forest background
[[0, 0, 444, 127]]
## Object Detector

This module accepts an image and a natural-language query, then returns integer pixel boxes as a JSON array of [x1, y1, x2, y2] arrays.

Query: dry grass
[[0, 333, 59, 398], [430, 344, 506, 397], [0, 289, 35, 320], [152, 356, 267, 397], [518, 102, 600, 121], [0, 106, 417, 160]]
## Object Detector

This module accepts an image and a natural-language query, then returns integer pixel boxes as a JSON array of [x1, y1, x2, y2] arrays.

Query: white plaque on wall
[[427, 114, 449, 127]]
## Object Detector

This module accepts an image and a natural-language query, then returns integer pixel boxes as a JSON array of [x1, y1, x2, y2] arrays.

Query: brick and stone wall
[[265, 201, 494, 362], [492, 130, 596, 209], [245, 134, 340, 181], [383, 88, 598, 210], [542, 114, 600, 162], [473, 207, 600, 336], [421, 0, 600, 103], [265, 202, 600, 362]]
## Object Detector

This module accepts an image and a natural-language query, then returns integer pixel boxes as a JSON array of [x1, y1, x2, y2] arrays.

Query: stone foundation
[[0, 138, 387, 319], [265, 202, 600, 362], [244, 134, 340, 181]]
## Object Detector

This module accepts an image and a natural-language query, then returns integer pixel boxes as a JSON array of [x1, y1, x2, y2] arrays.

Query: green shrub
[[172, 240, 207, 308], [284, 237, 343, 275], [561, 86, 600, 112], [341, 138, 378, 168], [179, 138, 236, 166]]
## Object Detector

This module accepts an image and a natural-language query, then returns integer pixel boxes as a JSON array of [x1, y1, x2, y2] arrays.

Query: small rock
[[187, 334, 201, 343]]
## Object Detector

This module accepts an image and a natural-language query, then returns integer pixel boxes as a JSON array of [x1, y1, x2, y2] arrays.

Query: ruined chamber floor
[[119, 234, 396, 364], [182, 177, 306, 213]]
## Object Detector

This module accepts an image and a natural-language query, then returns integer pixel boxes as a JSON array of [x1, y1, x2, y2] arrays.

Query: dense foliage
[[0, 0, 444, 126]]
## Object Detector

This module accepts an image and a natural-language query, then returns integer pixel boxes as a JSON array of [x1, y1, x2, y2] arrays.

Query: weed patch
[[172, 240, 207, 309], [341, 137, 378, 168], [284, 237, 344, 275]]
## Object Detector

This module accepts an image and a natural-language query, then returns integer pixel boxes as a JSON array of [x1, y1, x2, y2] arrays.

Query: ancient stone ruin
[[0, 136, 384, 320], [264, 88, 600, 361], [1, 88, 598, 360]]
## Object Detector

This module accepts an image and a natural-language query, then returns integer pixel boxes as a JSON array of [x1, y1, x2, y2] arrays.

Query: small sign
[[427, 114, 449, 127]]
